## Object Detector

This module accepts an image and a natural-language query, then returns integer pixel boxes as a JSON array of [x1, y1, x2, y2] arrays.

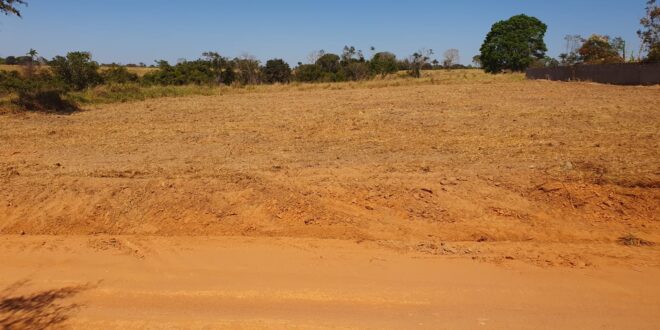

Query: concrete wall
[[526, 63, 660, 85]]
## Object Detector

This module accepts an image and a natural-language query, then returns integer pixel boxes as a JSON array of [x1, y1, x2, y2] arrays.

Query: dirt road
[[1, 236, 659, 329]]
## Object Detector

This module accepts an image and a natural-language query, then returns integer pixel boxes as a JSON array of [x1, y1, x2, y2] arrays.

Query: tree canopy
[[638, 0, 660, 62], [479, 14, 547, 73], [578, 35, 624, 64], [1, 0, 26, 17]]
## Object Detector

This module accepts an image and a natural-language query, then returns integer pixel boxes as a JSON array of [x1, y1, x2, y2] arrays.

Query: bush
[[142, 59, 217, 86], [101, 65, 139, 84], [315, 53, 341, 73], [1, 70, 75, 112], [263, 59, 291, 83], [342, 62, 371, 81], [370, 52, 398, 77], [50, 52, 103, 91], [294, 64, 323, 82], [15, 88, 76, 113]]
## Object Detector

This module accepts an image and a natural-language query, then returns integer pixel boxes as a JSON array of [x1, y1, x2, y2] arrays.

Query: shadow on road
[[0, 280, 94, 329]]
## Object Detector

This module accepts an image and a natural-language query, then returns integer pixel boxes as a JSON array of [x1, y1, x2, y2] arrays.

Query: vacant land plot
[[1, 72, 659, 265], [1, 72, 659, 327]]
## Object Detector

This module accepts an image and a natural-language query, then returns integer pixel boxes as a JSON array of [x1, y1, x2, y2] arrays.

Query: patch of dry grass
[[0, 64, 157, 77], [618, 234, 655, 247]]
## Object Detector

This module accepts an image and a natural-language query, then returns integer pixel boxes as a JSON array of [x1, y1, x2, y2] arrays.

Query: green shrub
[[294, 64, 323, 82], [101, 65, 139, 84], [263, 59, 291, 83], [370, 52, 398, 77], [315, 53, 341, 73], [1, 70, 75, 113], [49, 52, 103, 91], [16, 88, 76, 113], [142, 59, 217, 85]]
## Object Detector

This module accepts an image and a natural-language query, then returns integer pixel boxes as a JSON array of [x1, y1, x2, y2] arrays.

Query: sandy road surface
[[1, 236, 659, 329]]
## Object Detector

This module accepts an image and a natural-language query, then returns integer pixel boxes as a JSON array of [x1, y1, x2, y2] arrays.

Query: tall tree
[[479, 14, 548, 73], [0, 0, 26, 17], [638, 0, 660, 62], [408, 49, 433, 78], [442, 49, 460, 68], [559, 35, 584, 65], [578, 35, 624, 64]]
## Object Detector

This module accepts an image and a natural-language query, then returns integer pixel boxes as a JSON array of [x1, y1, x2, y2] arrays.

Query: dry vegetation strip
[[0, 64, 157, 77], [1, 73, 659, 266]]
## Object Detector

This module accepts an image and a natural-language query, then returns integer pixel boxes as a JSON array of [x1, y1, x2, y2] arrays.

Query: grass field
[[1, 70, 657, 263], [0, 64, 157, 76], [1, 70, 659, 328]]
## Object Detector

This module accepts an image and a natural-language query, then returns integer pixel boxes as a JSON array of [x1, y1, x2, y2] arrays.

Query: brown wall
[[526, 63, 660, 85]]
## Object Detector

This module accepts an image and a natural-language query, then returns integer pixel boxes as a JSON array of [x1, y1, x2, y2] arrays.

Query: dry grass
[[0, 64, 157, 77], [1, 71, 658, 266], [618, 234, 655, 247]]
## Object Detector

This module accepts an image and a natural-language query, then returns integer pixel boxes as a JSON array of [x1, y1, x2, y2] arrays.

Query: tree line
[[1, 0, 658, 111], [477, 1, 659, 73]]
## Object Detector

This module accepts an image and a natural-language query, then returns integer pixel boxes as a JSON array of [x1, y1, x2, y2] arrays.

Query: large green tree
[[1, 0, 26, 17], [479, 14, 548, 73]]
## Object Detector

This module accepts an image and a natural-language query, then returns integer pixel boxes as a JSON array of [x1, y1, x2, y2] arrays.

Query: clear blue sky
[[0, 0, 649, 65]]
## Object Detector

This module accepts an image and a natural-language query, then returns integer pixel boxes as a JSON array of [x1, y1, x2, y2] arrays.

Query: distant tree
[[559, 34, 584, 65], [638, 0, 660, 62], [370, 52, 398, 77], [263, 58, 291, 83], [397, 59, 411, 71], [471, 55, 481, 68], [307, 50, 325, 64], [340, 46, 364, 64], [0, 0, 26, 17], [343, 62, 371, 81], [442, 49, 460, 68], [101, 65, 139, 84], [233, 54, 261, 85], [531, 56, 559, 68], [202, 51, 229, 84], [294, 64, 323, 82], [609, 37, 627, 59], [50, 51, 102, 90], [479, 14, 548, 73], [315, 53, 341, 73], [23, 48, 38, 78], [4, 56, 17, 65], [408, 49, 433, 78], [578, 35, 624, 64]]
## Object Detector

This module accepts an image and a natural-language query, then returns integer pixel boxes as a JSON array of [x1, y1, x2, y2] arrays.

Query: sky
[[0, 0, 650, 65]]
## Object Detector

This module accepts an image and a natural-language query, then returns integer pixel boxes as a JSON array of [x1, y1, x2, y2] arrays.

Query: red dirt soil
[[1, 78, 659, 328]]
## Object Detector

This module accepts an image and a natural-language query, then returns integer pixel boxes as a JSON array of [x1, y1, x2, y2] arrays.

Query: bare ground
[[1, 76, 659, 327]]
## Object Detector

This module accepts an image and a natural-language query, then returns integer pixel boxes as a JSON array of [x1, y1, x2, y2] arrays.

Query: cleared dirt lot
[[1, 74, 659, 327]]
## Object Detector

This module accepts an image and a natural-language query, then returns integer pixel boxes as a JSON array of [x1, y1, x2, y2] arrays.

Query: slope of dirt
[[1, 236, 659, 329], [1, 80, 659, 267]]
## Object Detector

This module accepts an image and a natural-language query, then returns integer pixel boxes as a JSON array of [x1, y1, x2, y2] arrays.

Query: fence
[[526, 63, 660, 85]]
